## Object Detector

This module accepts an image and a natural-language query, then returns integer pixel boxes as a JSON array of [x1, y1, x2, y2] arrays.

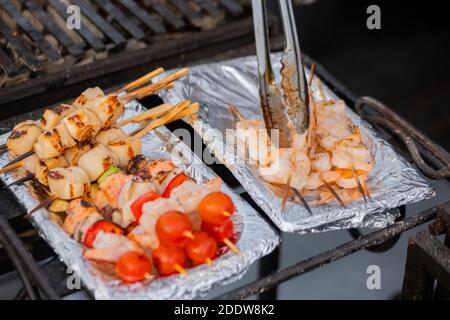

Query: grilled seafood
[[232, 81, 374, 206], [37, 155, 239, 282]]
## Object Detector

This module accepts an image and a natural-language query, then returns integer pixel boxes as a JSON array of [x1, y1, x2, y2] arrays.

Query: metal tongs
[[252, 0, 309, 148]]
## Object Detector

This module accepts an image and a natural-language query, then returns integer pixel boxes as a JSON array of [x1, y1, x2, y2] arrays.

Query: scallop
[[73, 87, 105, 108], [95, 128, 126, 146], [35, 156, 68, 186], [86, 95, 124, 129], [64, 143, 93, 166], [107, 136, 142, 167], [78, 145, 119, 181], [47, 167, 90, 200], [62, 109, 102, 142], [6, 122, 42, 156], [40, 104, 75, 131], [22, 154, 39, 174], [34, 124, 77, 159]]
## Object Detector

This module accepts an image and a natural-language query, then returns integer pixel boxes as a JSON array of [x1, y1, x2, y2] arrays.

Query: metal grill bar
[[216, 204, 441, 300], [218, 0, 244, 16], [70, 0, 126, 47], [401, 230, 450, 299], [118, 0, 166, 34], [0, 19, 41, 71], [193, 0, 225, 17], [47, 0, 105, 51], [144, 0, 186, 30], [96, 0, 146, 40], [0, 46, 18, 76], [0, 207, 60, 300], [24, 0, 84, 57], [168, 0, 202, 27], [0, 0, 61, 60]]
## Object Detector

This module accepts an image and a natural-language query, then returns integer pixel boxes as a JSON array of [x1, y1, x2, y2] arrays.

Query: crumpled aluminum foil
[[157, 53, 435, 233], [0, 101, 280, 300]]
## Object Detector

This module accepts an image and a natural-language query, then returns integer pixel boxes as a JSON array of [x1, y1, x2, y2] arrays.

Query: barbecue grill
[[0, 0, 449, 300]]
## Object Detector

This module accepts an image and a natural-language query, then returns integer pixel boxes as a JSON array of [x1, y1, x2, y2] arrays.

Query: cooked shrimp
[[84, 232, 141, 262], [259, 148, 311, 190], [95, 172, 132, 209], [129, 198, 183, 249], [64, 199, 98, 236]]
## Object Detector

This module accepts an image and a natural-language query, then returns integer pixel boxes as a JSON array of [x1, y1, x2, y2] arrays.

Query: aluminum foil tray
[[0, 101, 280, 299], [157, 53, 435, 233]]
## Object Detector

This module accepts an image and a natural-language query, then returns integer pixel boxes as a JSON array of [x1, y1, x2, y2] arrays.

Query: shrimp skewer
[[231, 65, 375, 207]]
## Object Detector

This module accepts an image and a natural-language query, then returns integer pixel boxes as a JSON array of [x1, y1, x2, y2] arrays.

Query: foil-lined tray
[[158, 53, 435, 233], [0, 101, 280, 300]]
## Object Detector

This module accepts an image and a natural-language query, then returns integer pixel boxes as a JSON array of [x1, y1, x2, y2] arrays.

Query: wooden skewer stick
[[223, 239, 240, 255], [133, 100, 192, 139], [291, 187, 313, 215], [0, 160, 24, 174], [206, 258, 213, 266], [322, 180, 346, 208], [316, 78, 326, 101], [308, 63, 316, 87], [281, 175, 292, 212], [351, 166, 368, 203], [26, 195, 56, 217], [361, 180, 372, 200], [169, 103, 199, 121], [123, 68, 188, 103], [112, 67, 165, 94], [144, 273, 154, 281], [115, 103, 173, 127], [183, 230, 195, 240], [174, 263, 187, 276], [1, 173, 33, 190], [228, 104, 245, 122]]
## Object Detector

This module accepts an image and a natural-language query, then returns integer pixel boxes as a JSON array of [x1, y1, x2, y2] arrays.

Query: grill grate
[[0, 0, 251, 78]]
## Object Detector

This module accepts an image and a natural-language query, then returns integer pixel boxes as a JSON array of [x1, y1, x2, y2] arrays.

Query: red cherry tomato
[[161, 173, 189, 198], [198, 192, 235, 225], [116, 251, 152, 283], [202, 219, 234, 246], [130, 191, 160, 222], [83, 220, 123, 248], [185, 231, 217, 265], [152, 244, 187, 276], [155, 211, 193, 246]]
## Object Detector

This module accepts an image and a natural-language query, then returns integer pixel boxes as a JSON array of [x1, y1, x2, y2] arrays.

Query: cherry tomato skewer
[[156, 211, 194, 246], [223, 239, 240, 255], [202, 219, 240, 255], [198, 192, 235, 225], [185, 231, 217, 265], [116, 251, 152, 283], [152, 244, 187, 276]]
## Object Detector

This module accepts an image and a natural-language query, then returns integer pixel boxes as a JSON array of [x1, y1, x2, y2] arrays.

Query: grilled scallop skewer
[[2, 69, 189, 171], [2, 68, 165, 157], [25, 101, 197, 211], [4, 101, 198, 194]]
